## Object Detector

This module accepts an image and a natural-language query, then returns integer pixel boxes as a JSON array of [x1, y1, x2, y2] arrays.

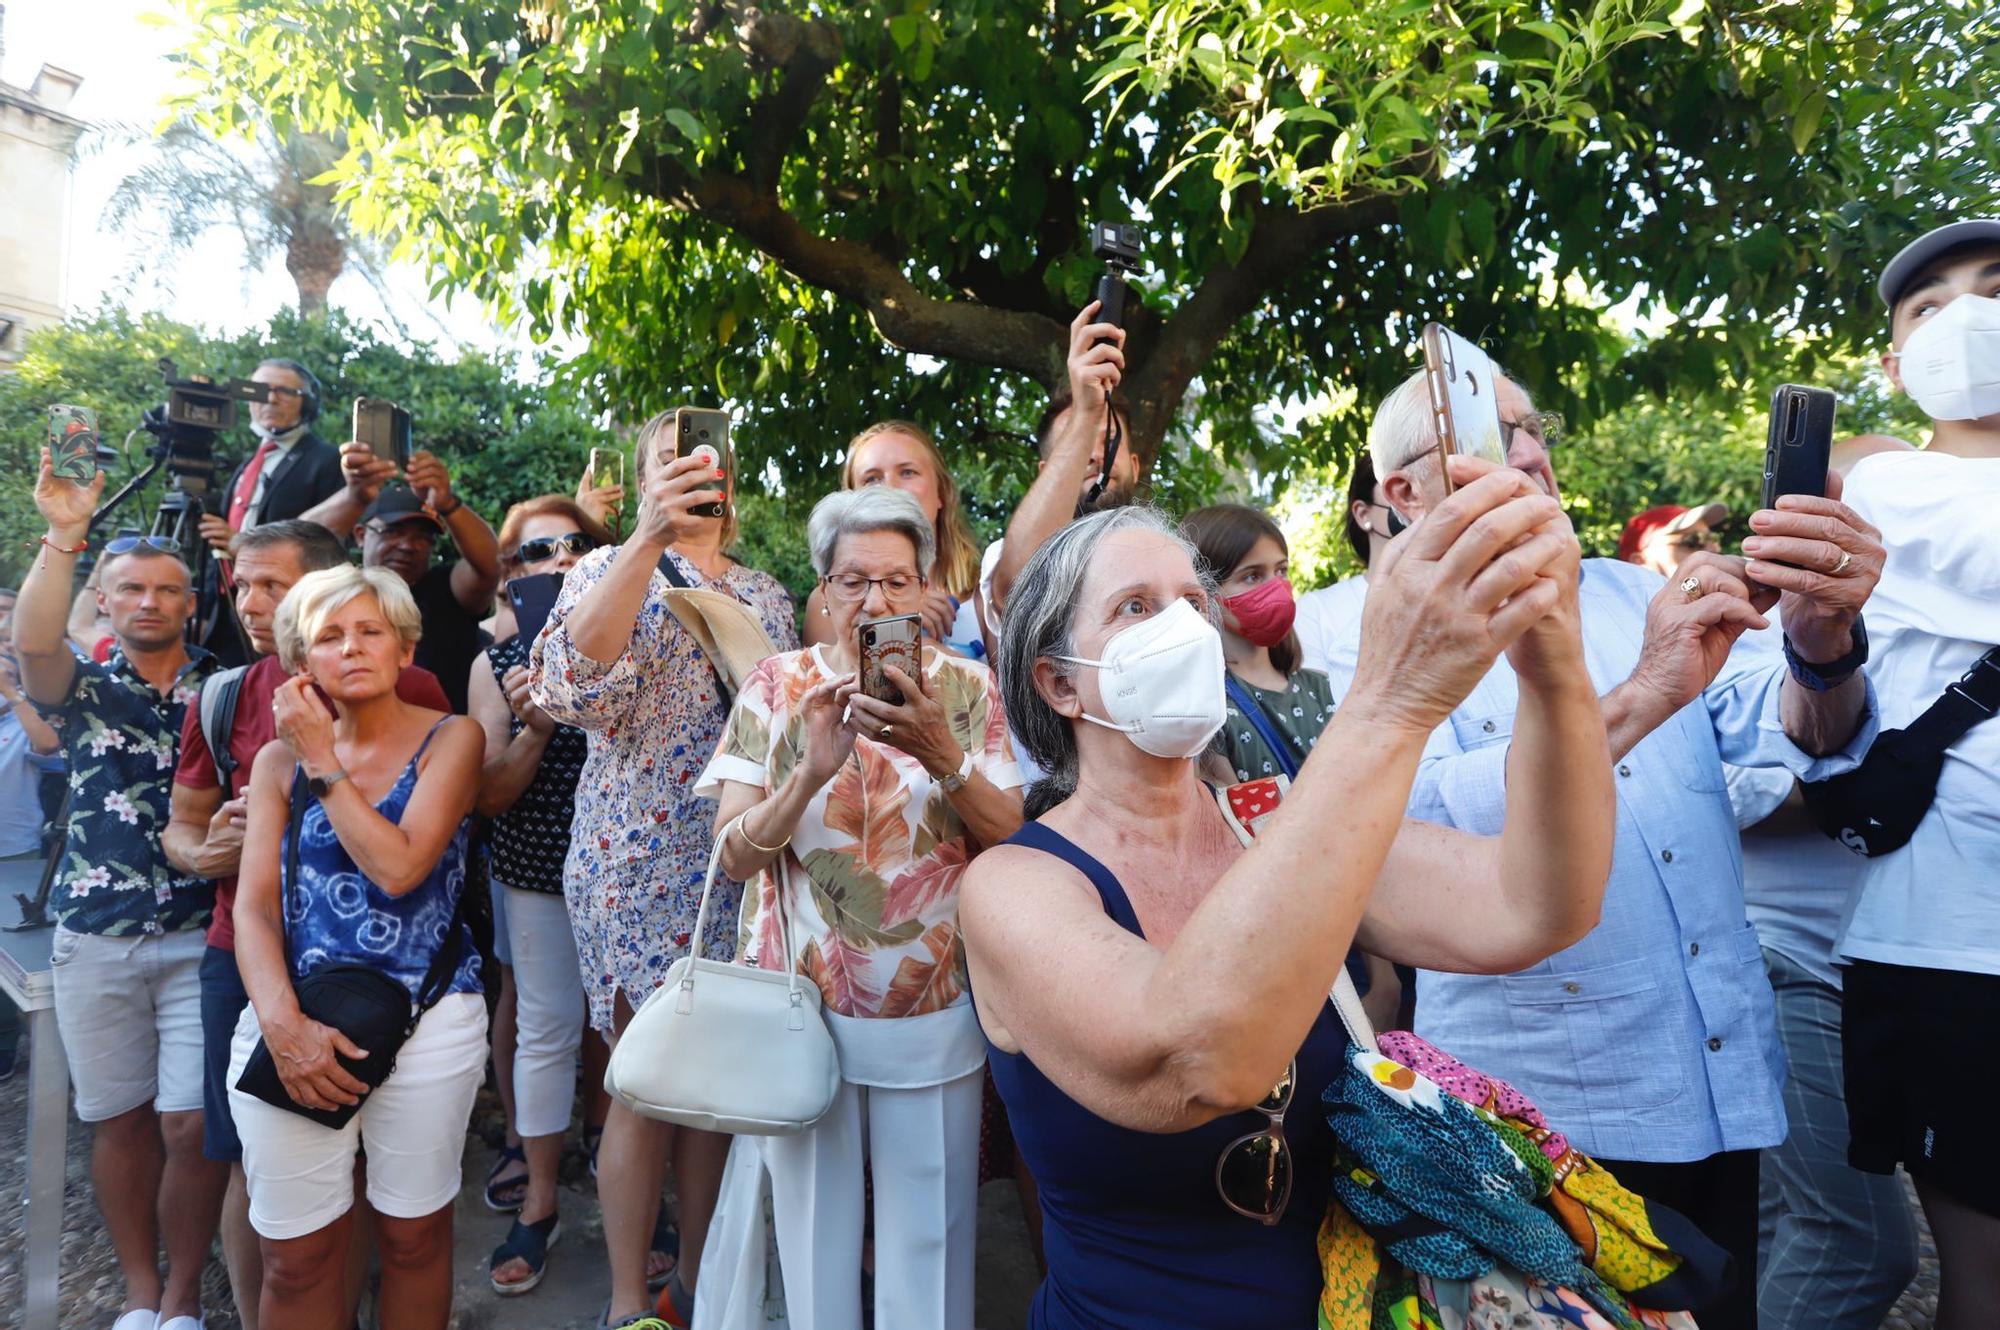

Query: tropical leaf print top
[[696, 645, 1021, 1019]]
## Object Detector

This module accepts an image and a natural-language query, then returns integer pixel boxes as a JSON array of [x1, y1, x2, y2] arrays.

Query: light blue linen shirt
[[1322, 558, 1877, 1162]]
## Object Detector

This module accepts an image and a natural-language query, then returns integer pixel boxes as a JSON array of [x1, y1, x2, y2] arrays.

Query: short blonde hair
[[275, 565, 423, 673], [633, 411, 740, 550]]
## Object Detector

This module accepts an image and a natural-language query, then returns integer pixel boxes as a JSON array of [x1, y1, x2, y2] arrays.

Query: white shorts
[[50, 925, 207, 1122], [227, 991, 488, 1240]]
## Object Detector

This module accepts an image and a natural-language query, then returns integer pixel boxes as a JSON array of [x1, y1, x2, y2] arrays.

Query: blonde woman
[[229, 565, 486, 1330], [803, 420, 987, 655]]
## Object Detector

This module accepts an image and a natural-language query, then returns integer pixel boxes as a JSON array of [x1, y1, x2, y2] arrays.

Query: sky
[[4, 0, 511, 357]]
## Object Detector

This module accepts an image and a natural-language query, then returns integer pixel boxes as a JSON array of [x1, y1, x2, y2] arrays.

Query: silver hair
[[1367, 368, 1439, 479], [806, 487, 938, 578], [997, 506, 1213, 815]]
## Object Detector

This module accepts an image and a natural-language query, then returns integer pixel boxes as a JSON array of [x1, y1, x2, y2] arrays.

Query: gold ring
[[1832, 549, 1852, 576], [1679, 575, 1702, 602]]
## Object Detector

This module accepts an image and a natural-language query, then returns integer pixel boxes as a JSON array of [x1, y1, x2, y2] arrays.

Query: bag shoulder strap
[[1902, 645, 2000, 752], [283, 764, 307, 968], [1223, 674, 1301, 780], [1210, 779, 1377, 1053], [656, 552, 735, 700], [201, 664, 251, 788]]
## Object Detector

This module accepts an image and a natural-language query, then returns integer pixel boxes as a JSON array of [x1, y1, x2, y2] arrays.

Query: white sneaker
[[110, 1313, 157, 1330], [157, 1318, 204, 1330]]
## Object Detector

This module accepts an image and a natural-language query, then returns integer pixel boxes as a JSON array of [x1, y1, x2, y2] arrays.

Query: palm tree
[[98, 119, 391, 319]]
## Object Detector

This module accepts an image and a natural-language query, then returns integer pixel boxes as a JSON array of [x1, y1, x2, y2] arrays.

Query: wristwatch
[[938, 749, 975, 795], [308, 768, 351, 798], [1783, 616, 1869, 692]]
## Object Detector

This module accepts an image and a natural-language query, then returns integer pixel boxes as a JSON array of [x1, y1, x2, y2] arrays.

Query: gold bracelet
[[732, 811, 791, 855]]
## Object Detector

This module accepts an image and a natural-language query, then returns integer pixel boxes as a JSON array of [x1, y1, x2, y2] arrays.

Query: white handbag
[[605, 818, 841, 1134]]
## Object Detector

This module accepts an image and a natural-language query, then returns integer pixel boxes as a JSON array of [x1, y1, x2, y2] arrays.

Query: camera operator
[[303, 443, 502, 712], [161, 519, 451, 1329], [982, 301, 1142, 642], [1314, 365, 1885, 1329], [12, 449, 228, 1330], [197, 360, 344, 555]]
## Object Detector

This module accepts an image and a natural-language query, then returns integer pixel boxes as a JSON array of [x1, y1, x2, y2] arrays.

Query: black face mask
[[1384, 506, 1409, 537]]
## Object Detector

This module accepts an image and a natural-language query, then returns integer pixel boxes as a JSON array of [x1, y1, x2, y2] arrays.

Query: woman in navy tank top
[[962, 472, 1615, 1329]]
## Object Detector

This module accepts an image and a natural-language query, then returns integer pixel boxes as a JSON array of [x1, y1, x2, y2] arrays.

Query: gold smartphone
[[1419, 322, 1506, 492]]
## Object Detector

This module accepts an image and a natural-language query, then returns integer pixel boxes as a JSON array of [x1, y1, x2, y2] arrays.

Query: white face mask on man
[[1056, 597, 1228, 759], [1891, 292, 2000, 423]]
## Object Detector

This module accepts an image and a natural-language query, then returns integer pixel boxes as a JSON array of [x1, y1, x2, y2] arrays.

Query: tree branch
[[738, 8, 842, 191]]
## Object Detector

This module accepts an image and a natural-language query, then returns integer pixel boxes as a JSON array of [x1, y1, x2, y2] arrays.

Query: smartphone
[[1419, 323, 1507, 491], [858, 614, 922, 706], [507, 571, 564, 646], [353, 398, 413, 471], [588, 446, 624, 491], [48, 404, 100, 482], [1761, 384, 1836, 511], [672, 407, 732, 520]]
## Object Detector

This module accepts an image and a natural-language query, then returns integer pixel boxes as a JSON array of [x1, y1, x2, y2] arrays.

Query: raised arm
[[13, 449, 100, 705], [990, 303, 1124, 615], [404, 450, 501, 613], [471, 651, 554, 818], [962, 465, 1586, 1133], [299, 440, 396, 541]]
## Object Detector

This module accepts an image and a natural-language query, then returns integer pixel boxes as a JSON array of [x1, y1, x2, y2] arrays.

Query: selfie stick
[[1085, 257, 1137, 509]]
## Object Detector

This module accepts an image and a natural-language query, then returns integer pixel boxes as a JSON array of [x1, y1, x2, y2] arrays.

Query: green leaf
[[665, 108, 702, 146]]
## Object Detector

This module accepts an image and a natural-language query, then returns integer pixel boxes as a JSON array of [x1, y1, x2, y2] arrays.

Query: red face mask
[[1221, 575, 1296, 648]]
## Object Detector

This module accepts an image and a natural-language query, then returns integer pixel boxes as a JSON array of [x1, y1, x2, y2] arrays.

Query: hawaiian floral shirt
[[48, 647, 216, 936], [697, 645, 1022, 1019]]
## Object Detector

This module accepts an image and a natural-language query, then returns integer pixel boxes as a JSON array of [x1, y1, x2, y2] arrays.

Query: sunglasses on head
[[105, 535, 182, 555], [514, 531, 596, 563], [1215, 1058, 1295, 1225]]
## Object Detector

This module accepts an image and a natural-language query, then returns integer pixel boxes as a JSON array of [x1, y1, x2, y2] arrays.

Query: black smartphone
[[858, 614, 922, 706], [1761, 384, 1836, 511], [49, 405, 100, 482], [353, 397, 413, 471], [673, 407, 732, 519], [507, 572, 564, 645]]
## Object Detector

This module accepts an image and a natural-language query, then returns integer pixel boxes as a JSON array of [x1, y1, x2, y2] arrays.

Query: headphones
[[259, 358, 322, 423]]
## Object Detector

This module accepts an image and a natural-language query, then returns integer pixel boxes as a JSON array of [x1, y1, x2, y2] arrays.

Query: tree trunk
[[286, 225, 347, 318]]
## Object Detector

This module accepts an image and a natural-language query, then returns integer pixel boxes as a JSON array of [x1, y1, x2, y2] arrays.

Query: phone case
[[589, 447, 624, 490], [49, 404, 99, 482], [353, 399, 412, 470], [674, 408, 731, 519], [508, 572, 565, 645], [1420, 324, 1506, 488], [859, 615, 922, 706], [1762, 384, 1836, 511]]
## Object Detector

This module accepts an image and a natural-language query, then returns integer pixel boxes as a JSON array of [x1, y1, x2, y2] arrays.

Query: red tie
[[227, 439, 277, 530]]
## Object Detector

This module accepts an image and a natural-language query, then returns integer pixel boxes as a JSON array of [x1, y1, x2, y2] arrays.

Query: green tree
[[170, 0, 1994, 494], [0, 308, 602, 586]]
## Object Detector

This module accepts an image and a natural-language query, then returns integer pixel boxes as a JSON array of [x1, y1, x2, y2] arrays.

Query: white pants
[[502, 885, 587, 1138], [228, 991, 488, 1240], [762, 1069, 982, 1330]]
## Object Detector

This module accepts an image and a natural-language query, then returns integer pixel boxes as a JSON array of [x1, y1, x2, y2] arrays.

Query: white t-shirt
[[1293, 575, 1368, 681], [1836, 449, 2000, 975], [974, 537, 1047, 790]]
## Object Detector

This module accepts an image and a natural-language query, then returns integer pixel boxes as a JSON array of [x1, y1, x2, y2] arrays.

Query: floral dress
[[695, 645, 1021, 1019], [533, 546, 798, 1031]]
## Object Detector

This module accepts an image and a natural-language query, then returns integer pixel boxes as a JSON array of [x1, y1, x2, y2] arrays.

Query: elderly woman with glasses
[[698, 486, 1025, 1330], [467, 495, 611, 1296], [958, 461, 1618, 1329]]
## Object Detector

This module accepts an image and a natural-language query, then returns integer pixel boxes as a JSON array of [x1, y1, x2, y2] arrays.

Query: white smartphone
[[1420, 322, 1506, 491]]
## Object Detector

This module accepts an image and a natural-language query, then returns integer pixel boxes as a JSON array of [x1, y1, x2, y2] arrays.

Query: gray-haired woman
[[698, 486, 1024, 1330], [961, 462, 1617, 1327]]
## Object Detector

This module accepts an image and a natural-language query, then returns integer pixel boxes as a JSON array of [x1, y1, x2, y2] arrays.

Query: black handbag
[[234, 767, 466, 1129], [1801, 646, 2000, 858]]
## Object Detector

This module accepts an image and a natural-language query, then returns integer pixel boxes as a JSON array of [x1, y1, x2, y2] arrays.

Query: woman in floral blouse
[[700, 486, 1022, 1330], [532, 416, 797, 1330]]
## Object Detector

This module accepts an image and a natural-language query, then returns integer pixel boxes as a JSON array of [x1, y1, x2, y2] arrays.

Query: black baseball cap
[[359, 488, 444, 531], [1877, 219, 2000, 308]]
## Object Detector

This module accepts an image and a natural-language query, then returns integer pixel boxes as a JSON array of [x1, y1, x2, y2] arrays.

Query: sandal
[[646, 1202, 680, 1293], [489, 1210, 560, 1296], [597, 1303, 674, 1330], [483, 1142, 529, 1213]]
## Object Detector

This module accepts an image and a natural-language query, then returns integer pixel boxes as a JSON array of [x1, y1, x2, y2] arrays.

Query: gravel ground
[[0, 1027, 1945, 1328]]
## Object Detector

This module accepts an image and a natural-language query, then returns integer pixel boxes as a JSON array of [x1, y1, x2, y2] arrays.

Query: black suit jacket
[[222, 428, 345, 529]]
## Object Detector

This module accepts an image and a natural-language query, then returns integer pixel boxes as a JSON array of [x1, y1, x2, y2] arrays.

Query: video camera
[[137, 357, 269, 498]]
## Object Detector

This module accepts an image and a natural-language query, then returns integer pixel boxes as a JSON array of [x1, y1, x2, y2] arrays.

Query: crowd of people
[[0, 217, 1993, 1330]]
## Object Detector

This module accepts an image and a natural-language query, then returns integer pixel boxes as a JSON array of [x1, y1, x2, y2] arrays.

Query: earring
[[821, 602, 831, 616]]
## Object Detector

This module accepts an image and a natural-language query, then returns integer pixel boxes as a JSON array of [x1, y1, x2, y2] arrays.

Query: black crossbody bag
[[1801, 646, 2000, 858], [234, 767, 466, 1129]]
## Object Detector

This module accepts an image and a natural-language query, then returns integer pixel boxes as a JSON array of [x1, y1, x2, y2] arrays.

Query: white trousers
[[762, 1069, 982, 1330], [502, 885, 588, 1138]]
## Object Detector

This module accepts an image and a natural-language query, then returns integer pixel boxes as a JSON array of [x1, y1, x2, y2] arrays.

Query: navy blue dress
[[982, 820, 1349, 1329]]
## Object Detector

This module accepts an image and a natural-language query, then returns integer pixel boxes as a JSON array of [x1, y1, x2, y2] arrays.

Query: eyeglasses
[[364, 521, 437, 543], [514, 531, 595, 563], [822, 572, 926, 602], [1215, 1058, 1295, 1225], [1501, 411, 1564, 451], [105, 535, 182, 555], [262, 386, 307, 401]]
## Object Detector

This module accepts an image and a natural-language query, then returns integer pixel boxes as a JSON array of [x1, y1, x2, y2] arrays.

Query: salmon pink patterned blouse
[[696, 644, 1021, 1019]]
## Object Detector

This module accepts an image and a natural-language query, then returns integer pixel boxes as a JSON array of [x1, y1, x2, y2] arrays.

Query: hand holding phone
[[1761, 384, 1836, 512], [858, 614, 922, 706], [1419, 323, 1507, 491], [507, 572, 564, 645], [673, 408, 732, 520], [353, 398, 413, 472]]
